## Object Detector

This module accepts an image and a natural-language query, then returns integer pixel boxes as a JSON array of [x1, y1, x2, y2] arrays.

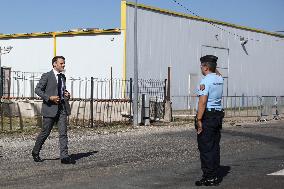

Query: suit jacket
[[35, 70, 71, 117]]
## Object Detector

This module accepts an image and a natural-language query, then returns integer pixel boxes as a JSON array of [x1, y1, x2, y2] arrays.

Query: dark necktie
[[57, 73, 65, 101]]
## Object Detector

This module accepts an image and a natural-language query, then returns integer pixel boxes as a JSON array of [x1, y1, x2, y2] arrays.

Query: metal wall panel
[[126, 4, 284, 98]]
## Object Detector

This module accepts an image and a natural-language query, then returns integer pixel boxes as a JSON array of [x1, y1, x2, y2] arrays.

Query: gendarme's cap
[[200, 55, 218, 64]]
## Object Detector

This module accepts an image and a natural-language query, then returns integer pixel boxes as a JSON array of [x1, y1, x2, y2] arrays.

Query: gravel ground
[[0, 119, 284, 188]]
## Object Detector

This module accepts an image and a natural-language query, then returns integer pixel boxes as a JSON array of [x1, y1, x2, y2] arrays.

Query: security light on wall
[[240, 37, 248, 46], [215, 34, 219, 41], [0, 46, 13, 55]]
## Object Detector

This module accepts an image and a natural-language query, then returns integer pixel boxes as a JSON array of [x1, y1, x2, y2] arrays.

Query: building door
[[201, 45, 229, 96], [188, 73, 199, 96]]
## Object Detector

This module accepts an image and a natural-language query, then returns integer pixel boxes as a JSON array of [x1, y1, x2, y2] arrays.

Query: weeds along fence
[[171, 95, 284, 121], [0, 71, 167, 131]]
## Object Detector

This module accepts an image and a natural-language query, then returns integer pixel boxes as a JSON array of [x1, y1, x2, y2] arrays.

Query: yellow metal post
[[53, 33, 57, 56], [121, 0, 127, 97]]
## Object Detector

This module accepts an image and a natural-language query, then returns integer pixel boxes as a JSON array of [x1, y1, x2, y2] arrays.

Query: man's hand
[[197, 120, 203, 134], [216, 68, 222, 76], [64, 91, 70, 97], [64, 90, 70, 99], [49, 96, 60, 104]]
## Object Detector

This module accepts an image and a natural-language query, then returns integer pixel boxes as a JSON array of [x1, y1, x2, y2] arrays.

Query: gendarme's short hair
[[200, 55, 218, 72], [200, 55, 218, 64]]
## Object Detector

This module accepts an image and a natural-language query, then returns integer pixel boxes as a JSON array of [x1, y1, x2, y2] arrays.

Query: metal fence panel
[[149, 96, 165, 121], [222, 96, 261, 118], [171, 96, 262, 119], [0, 75, 168, 130], [277, 96, 284, 118], [172, 96, 197, 116], [260, 96, 277, 120], [138, 79, 166, 100]]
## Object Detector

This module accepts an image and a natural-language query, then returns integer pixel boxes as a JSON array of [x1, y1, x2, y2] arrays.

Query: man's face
[[53, 58, 65, 72]]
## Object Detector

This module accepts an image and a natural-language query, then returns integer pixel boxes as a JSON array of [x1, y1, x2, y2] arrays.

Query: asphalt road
[[0, 120, 284, 189]]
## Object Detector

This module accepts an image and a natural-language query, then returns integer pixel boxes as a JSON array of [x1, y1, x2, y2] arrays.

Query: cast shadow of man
[[217, 165, 231, 184], [43, 151, 98, 162], [70, 151, 99, 161]]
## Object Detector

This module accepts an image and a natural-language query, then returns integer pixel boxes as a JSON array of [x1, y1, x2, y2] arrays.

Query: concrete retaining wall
[[1, 99, 131, 123]]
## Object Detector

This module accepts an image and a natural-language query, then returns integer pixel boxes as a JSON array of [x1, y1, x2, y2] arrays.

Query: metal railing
[[8, 71, 43, 98], [0, 73, 168, 131], [172, 95, 262, 118], [277, 96, 284, 118], [222, 96, 261, 118], [171, 96, 198, 116], [3, 71, 167, 100], [172, 95, 284, 121], [259, 96, 277, 120]]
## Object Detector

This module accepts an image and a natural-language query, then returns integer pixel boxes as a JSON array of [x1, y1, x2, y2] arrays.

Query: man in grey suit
[[32, 56, 74, 164]]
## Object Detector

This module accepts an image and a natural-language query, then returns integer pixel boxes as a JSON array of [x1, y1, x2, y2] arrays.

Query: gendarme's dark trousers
[[197, 111, 223, 179], [32, 105, 69, 159]]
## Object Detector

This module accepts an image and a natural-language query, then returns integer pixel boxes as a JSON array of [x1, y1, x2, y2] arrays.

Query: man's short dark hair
[[201, 62, 217, 72], [52, 56, 65, 66], [200, 55, 218, 72]]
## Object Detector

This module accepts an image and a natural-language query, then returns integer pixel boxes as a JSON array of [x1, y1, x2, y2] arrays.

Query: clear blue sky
[[1, 0, 283, 34]]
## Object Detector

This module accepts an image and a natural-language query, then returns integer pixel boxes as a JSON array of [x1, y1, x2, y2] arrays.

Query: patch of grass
[[0, 116, 42, 135], [70, 121, 133, 134]]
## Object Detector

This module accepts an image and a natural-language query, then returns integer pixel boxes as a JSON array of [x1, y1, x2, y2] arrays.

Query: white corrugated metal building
[[122, 1, 284, 99], [1, 1, 284, 102]]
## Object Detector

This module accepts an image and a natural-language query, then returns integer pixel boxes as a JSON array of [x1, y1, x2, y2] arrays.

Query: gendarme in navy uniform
[[195, 55, 224, 186]]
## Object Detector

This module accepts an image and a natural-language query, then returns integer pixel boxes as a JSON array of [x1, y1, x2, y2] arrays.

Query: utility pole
[[133, 0, 139, 126]]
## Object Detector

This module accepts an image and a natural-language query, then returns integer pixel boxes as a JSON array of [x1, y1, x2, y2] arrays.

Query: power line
[[171, 0, 260, 42]]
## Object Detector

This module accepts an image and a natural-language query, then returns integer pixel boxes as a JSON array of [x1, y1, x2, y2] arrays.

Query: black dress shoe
[[195, 177, 219, 186], [32, 152, 43, 162], [195, 178, 207, 186], [204, 178, 219, 186], [61, 157, 76, 164]]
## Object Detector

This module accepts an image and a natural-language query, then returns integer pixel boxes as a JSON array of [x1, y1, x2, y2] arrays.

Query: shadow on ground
[[218, 165, 231, 184], [42, 151, 98, 161]]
